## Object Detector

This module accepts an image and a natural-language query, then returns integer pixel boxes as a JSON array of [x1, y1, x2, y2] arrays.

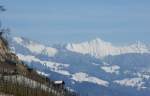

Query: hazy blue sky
[[0, 0, 150, 44]]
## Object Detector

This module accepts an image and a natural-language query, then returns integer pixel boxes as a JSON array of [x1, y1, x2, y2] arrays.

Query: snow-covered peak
[[66, 38, 150, 58], [13, 37, 58, 57], [130, 41, 148, 51]]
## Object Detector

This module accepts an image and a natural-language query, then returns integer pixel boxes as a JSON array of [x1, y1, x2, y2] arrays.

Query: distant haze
[[1, 0, 150, 45]]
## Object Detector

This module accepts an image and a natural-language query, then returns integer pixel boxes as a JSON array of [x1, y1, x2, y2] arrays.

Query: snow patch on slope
[[101, 65, 120, 74], [37, 71, 50, 77], [13, 37, 23, 44], [114, 78, 146, 90], [17, 54, 70, 76], [71, 72, 109, 87]]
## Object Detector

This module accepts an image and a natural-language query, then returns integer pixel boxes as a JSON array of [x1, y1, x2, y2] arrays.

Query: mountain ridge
[[12, 37, 150, 58], [9, 36, 150, 96], [66, 38, 150, 58]]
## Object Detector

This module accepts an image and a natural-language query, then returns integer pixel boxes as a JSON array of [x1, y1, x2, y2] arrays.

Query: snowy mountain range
[[67, 38, 150, 58], [9, 37, 150, 96]]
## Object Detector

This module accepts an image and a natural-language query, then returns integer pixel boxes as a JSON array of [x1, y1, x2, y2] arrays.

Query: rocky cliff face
[[0, 36, 77, 96], [0, 36, 20, 64], [0, 36, 20, 75]]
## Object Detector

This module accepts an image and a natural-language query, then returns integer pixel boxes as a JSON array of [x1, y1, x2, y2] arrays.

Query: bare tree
[[0, 5, 6, 29], [0, 5, 10, 48]]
